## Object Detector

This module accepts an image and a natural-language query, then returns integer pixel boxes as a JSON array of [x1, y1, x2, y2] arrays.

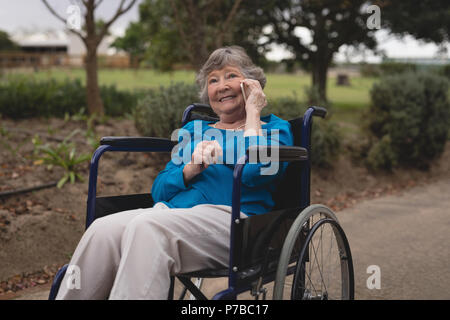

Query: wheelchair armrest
[[100, 136, 176, 149], [246, 145, 308, 162]]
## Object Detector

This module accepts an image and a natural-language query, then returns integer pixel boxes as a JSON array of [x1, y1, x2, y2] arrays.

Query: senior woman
[[56, 46, 293, 300]]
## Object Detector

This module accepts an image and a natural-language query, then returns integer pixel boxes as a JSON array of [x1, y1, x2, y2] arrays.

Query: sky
[[0, 0, 448, 63]]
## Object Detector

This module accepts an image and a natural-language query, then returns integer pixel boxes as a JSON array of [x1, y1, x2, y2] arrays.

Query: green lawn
[[31, 68, 375, 103]]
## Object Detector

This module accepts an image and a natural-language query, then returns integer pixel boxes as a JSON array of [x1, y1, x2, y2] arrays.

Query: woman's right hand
[[182, 140, 222, 185]]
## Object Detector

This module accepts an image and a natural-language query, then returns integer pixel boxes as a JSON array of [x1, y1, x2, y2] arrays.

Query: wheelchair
[[48, 104, 354, 300]]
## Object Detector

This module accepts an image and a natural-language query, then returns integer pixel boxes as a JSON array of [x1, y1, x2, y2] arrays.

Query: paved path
[[337, 178, 450, 299], [7, 178, 450, 300]]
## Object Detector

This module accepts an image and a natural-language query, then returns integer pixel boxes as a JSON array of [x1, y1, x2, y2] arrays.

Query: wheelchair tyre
[[273, 204, 354, 300]]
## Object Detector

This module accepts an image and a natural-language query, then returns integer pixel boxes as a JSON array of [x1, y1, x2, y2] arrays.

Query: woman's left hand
[[241, 79, 267, 115]]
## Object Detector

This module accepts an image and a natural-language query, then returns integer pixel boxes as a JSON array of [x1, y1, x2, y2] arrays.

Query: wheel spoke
[[309, 226, 328, 295]]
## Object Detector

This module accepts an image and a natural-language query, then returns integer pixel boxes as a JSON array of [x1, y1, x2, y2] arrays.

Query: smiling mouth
[[219, 95, 236, 102]]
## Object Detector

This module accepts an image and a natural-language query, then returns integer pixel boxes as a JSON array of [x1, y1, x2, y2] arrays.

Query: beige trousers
[[56, 202, 245, 300]]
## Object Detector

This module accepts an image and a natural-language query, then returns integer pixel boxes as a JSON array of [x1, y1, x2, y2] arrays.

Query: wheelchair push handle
[[310, 106, 327, 118], [182, 103, 218, 126]]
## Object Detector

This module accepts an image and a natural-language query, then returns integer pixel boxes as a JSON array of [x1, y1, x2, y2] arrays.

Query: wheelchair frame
[[49, 104, 353, 300]]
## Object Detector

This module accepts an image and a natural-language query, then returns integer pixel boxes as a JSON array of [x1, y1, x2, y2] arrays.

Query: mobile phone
[[240, 82, 247, 102]]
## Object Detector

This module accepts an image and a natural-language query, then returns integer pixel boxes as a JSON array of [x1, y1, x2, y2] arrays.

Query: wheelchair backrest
[[272, 117, 303, 210]]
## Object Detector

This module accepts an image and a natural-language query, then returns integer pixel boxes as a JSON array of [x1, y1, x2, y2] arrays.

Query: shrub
[[100, 84, 141, 117], [133, 82, 200, 138], [363, 72, 450, 170], [0, 76, 85, 118], [265, 94, 306, 119], [310, 119, 341, 168], [379, 62, 417, 76], [360, 63, 382, 77], [266, 94, 340, 168], [0, 76, 139, 119], [439, 64, 450, 80]]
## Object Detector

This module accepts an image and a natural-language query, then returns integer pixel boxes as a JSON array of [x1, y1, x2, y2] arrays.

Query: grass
[[20, 67, 378, 133], [29, 67, 375, 102]]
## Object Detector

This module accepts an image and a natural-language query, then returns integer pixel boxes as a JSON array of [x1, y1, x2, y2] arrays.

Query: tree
[[0, 30, 20, 52], [112, 0, 186, 71], [42, 0, 137, 116], [262, 0, 377, 102], [115, 0, 246, 71], [377, 0, 450, 44], [111, 21, 147, 68]]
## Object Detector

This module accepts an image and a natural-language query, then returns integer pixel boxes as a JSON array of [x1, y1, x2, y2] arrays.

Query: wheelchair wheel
[[273, 204, 354, 300]]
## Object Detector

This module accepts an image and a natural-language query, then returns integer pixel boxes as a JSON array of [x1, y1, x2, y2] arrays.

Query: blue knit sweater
[[151, 114, 294, 215]]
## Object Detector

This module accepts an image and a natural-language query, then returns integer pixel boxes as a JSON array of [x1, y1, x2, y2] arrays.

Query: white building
[[8, 29, 122, 67]]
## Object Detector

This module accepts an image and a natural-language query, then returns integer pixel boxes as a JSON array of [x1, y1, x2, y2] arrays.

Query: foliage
[[0, 76, 139, 119], [256, 0, 378, 101], [362, 72, 450, 170], [266, 93, 342, 168], [377, 0, 450, 43], [439, 64, 450, 80], [310, 119, 341, 168], [34, 129, 91, 188], [379, 62, 417, 76], [134, 82, 200, 138], [265, 94, 305, 120], [0, 30, 20, 52], [111, 22, 148, 67], [360, 62, 418, 77], [116, 0, 250, 71], [360, 63, 382, 78]]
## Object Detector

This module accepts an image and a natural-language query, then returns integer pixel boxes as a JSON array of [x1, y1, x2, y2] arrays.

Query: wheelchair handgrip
[[311, 106, 327, 118], [246, 145, 308, 162], [182, 103, 218, 126], [100, 136, 176, 149]]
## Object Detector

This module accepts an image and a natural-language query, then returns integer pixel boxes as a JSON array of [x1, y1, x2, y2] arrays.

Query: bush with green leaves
[[34, 129, 91, 188], [379, 62, 417, 76], [0, 76, 139, 119], [266, 94, 340, 168], [134, 82, 200, 138], [439, 64, 450, 80], [363, 72, 450, 170]]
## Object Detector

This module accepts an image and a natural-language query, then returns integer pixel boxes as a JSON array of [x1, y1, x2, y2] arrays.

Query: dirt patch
[[1, 116, 449, 296]]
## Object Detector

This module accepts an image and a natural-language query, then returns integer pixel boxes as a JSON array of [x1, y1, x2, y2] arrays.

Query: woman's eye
[[228, 73, 237, 78], [209, 78, 217, 84]]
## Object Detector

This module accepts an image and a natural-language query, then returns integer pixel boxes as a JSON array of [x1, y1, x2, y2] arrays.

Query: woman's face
[[207, 66, 246, 117]]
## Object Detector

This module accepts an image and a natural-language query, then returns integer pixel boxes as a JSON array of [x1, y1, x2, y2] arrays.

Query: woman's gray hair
[[196, 46, 266, 104]]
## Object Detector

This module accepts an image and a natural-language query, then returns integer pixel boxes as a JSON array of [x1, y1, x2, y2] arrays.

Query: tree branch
[[41, 0, 86, 42], [41, 0, 66, 24], [94, 0, 104, 9], [222, 0, 243, 31], [98, 0, 137, 41], [215, 0, 243, 46], [168, 0, 194, 62]]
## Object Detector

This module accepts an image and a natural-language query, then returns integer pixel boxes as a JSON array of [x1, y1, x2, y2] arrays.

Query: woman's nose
[[217, 79, 231, 93]]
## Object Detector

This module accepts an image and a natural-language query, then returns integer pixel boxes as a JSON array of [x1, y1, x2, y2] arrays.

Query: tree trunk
[[85, 44, 104, 116], [311, 53, 329, 103]]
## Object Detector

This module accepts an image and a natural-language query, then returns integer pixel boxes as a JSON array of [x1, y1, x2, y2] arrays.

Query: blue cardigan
[[151, 114, 294, 215]]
